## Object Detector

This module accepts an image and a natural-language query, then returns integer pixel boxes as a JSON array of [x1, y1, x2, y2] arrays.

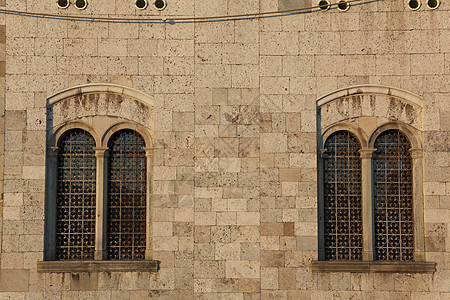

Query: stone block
[[0, 269, 29, 292], [225, 260, 260, 279]]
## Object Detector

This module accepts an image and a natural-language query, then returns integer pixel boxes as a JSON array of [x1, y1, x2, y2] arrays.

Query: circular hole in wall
[[153, 0, 167, 10], [57, 0, 70, 9], [318, 0, 331, 11], [135, 0, 148, 9], [427, 0, 439, 9], [407, 0, 421, 10], [337, 0, 350, 11], [74, 0, 88, 9]]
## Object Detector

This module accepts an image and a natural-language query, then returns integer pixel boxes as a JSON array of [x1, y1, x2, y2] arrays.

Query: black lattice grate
[[374, 130, 414, 261], [107, 130, 146, 260], [56, 129, 96, 260], [323, 131, 363, 260]]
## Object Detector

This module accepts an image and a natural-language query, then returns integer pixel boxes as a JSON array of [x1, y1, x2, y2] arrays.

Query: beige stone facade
[[0, 0, 449, 299]]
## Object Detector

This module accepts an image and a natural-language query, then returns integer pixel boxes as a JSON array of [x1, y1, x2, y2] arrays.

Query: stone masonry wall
[[0, 0, 449, 299]]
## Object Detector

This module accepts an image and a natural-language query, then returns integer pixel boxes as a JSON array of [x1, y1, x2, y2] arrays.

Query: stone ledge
[[37, 260, 160, 273], [311, 261, 436, 273]]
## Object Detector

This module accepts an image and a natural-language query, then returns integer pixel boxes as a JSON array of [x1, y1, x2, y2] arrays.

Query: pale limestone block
[[153, 166, 177, 181], [4, 131, 22, 151], [178, 237, 194, 252], [261, 76, 290, 95], [195, 212, 216, 225], [56, 56, 83, 75], [282, 182, 298, 197], [393, 30, 439, 54], [63, 38, 98, 57], [295, 222, 317, 237], [153, 180, 175, 195], [153, 222, 173, 237], [225, 260, 260, 279], [2, 206, 20, 220], [154, 109, 172, 131], [300, 110, 316, 133], [196, 125, 219, 138], [299, 32, 340, 55], [227, 199, 247, 212], [7, 55, 26, 75], [283, 209, 298, 223], [17, 234, 42, 252], [231, 226, 260, 243], [217, 212, 237, 226], [195, 64, 232, 88], [261, 32, 298, 55], [215, 243, 241, 260], [314, 55, 344, 77], [282, 14, 304, 32], [158, 40, 194, 58], [296, 196, 316, 209], [235, 19, 259, 44], [424, 182, 446, 196], [289, 153, 316, 169], [1, 252, 24, 269], [212, 199, 227, 212], [218, 158, 241, 173], [153, 208, 174, 223], [175, 208, 194, 222], [260, 95, 283, 113], [21, 166, 45, 180], [223, 44, 259, 65], [134, 57, 163, 76], [195, 43, 223, 64], [280, 236, 296, 251], [290, 77, 316, 95], [107, 57, 139, 75], [260, 133, 287, 153], [138, 23, 165, 40], [195, 22, 234, 43], [261, 267, 278, 289], [98, 39, 128, 57], [411, 54, 445, 75], [425, 209, 449, 223], [194, 261, 226, 279], [260, 56, 282, 77], [163, 56, 194, 76], [153, 237, 179, 251], [282, 55, 314, 77], [7, 37, 35, 56], [260, 236, 280, 250], [236, 212, 260, 226], [231, 65, 259, 89]]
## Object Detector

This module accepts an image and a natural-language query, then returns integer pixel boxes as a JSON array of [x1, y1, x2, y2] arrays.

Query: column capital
[[47, 147, 59, 157], [359, 148, 376, 159], [144, 147, 154, 158], [93, 147, 109, 158], [319, 148, 327, 158], [408, 148, 423, 159]]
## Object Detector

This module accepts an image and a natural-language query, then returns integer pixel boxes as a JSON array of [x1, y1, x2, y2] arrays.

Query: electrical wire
[[0, 0, 381, 24]]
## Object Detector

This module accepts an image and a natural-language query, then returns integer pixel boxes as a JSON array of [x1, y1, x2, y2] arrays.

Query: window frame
[[315, 121, 433, 273], [43, 121, 154, 264]]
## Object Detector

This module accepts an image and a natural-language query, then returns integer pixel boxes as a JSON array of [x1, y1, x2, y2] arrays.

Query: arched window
[[107, 129, 147, 260], [323, 131, 363, 260], [56, 129, 96, 260], [373, 130, 414, 261]]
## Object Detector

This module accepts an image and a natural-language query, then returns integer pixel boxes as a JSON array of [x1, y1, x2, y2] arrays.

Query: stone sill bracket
[[311, 261, 436, 273], [37, 260, 160, 273]]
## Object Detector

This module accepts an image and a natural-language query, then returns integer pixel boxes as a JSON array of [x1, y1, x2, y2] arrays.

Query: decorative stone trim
[[311, 261, 436, 273], [37, 260, 160, 273]]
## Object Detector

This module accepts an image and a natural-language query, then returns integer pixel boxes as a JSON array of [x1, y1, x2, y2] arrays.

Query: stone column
[[360, 149, 376, 261], [44, 147, 59, 261], [94, 147, 109, 260], [317, 148, 327, 260], [144, 147, 153, 260], [409, 148, 425, 261]]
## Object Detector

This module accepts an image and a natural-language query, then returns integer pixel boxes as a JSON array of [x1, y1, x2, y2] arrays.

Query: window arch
[[373, 130, 414, 261], [323, 131, 362, 260], [107, 129, 147, 260], [55, 129, 96, 260]]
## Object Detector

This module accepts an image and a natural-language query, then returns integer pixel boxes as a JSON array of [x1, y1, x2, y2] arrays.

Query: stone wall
[[0, 0, 449, 299]]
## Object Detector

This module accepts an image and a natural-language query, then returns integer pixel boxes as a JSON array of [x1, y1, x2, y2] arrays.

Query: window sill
[[311, 261, 436, 273], [37, 260, 160, 273]]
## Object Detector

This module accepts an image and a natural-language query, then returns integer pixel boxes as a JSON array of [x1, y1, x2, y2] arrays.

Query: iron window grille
[[56, 129, 96, 260]]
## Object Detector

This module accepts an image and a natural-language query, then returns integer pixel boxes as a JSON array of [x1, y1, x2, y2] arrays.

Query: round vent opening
[[57, 0, 70, 9], [337, 0, 350, 11], [153, 0, 167, 10], [427, 0, 439, 9], [318, 0, 331, 11], [407, 0, 421, 10], [135, 0, 148, 9], [74, 0, 88, 9]]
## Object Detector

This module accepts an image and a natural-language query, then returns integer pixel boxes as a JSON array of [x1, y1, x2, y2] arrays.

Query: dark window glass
[[56, 129, 96, 260], [107, 130, 146, 260], [323, 131, 362, 260], [374, 130, 414, 261]]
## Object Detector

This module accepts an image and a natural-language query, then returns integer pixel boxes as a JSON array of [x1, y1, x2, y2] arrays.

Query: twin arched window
[[54, 128, 147, 261], [323, 129, 415, 261]]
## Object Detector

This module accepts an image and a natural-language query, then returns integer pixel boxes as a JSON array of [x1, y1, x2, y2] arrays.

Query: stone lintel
[[311, 261, 436, 273], [37, 260, 160, 273]]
